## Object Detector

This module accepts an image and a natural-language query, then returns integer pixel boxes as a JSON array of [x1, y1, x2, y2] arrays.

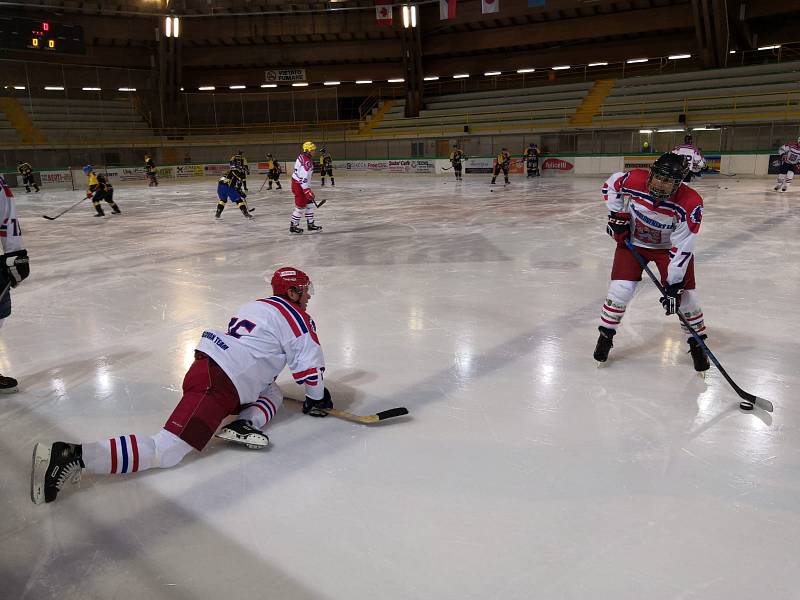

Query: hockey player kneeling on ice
[[0, 176, 30, 393], [215, 166, 252, 219], [594, 153, 710, 372], [31, 267, 333, 505], [289, 141, 322, 234], [83, 165, 121, 217]]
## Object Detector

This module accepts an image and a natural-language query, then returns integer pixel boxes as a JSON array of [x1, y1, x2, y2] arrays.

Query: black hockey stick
[[312, 198, 326, 208], [42, 195, 91, 220], [625, 240, 772, 412], [287, 397, 408, 424], [258, 175, 270, 192], [441, 165, 453, 171]]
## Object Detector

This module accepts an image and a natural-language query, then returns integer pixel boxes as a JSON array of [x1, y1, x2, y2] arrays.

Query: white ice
[[1, 172, 799, 599]]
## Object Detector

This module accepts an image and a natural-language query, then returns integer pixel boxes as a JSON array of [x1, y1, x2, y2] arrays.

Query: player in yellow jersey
[[523, 143, 541, 177], [17, 161, 40, 193], [320, 148, 334, 187], [449, 144, 465, 181], [230, 151, 250, 191], [82, 165, 121, 217], [490, 148, 511, 185], [144, 154, 158, 187], [266, 153, 282, 190]]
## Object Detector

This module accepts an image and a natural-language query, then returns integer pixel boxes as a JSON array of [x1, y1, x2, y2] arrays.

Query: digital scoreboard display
[[0, 17, 86, 55]]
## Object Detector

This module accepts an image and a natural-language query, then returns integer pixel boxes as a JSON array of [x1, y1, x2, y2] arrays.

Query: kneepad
[[152, 429, 193, 468], [607, 279, 637, 305]]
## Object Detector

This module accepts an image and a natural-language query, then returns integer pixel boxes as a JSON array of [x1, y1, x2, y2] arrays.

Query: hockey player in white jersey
[[773, 136, 800, 192], [31, 267, 332, 504], [289, 141, 322, 234], [0, 176, 30, 393], [670, 134, 706, 182]]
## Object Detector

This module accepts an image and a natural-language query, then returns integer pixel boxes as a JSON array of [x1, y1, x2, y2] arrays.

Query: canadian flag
[[375, 0, 392, 26], [482, 0, 499, 13]]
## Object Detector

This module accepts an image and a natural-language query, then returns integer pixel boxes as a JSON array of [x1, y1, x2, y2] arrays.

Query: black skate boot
[[94, 209, 105, 217], [0, 374, 18, 393], [31, 442, 84, 504], [215, 419, 270, 449], [593, 326, 616, 363], [331, 178, 335, 187], [290, 223, 304, 234], [687, 334, 710, 372], [306, 222, 322, 232], [239, 205, 253, 219], [321, 179, 326, 187], [276, 182, 282, 190]]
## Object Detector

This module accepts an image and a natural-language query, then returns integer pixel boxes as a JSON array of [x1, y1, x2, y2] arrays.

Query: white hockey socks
[[305, 205, 315, 224], [679, 289, 706, 336], [82, 430, 193, 474], [599, 280, 637, 331], [238, 382, 284, 430], [291, 206, 304, 226]]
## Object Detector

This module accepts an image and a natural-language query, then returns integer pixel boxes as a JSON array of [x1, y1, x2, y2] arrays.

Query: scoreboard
[[0, 17, 86, 55]]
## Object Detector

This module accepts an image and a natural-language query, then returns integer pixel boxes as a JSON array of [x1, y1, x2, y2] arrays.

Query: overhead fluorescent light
[[355, 80, 373, 84], [118, 87, 136, 92], [639, 129, 653, 134], [729, 50, 736, 54], [387, 78, 404, 83], [657, 128, 685, 132], [323, 81, 341, 86], [588, 62, 608, 67], [668, 54, 691, 60], [82, 87, 101, 91], [484, 71, 501, 76], [757, 44, 780, 51], [13, 86, 25, 90], [453, 73, 469, 79], [552, 65, 571, 70], [292, 82, 309, 87], [626, 58, 648, 64], [198, 86, 216, 91], [260, 84, 277, 88], [692, 127, 720, 131], [423, 76, 439, 81], [516, 68, 535, 73], [229, 85, 246, 90], [44, 86, 65, 91]]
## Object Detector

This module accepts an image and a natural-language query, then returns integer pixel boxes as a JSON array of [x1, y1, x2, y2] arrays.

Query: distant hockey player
[[773, 136, 800, 192], [31, 267, 334, 504], [491, 148, 512, 185], [230, 150, 250, 191], [449, 144, 465, 181], [523, 143, 541, 177], [215, 166, 252, 220], [83, 165, 121, 217], [266, 153, 282, 190], [144, 154, 158, 187], [671, 134, 706, 182], [290, 141, 321, 234], [0, 176, 30, 393], [16, 161, 40, 193], [320, 148, 334, 187], [594, 152, 710, 372]]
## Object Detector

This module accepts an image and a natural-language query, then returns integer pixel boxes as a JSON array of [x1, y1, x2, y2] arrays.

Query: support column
[[399, 11, 423, 118]]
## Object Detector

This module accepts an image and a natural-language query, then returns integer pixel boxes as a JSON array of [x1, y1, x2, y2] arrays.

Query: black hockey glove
[[660, 282, 683, 316], [606, 212, 631, 243], [303, 388, 333, 417], [3, 249, 29, 287]]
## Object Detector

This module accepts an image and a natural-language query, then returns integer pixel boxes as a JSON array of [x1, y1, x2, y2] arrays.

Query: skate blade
[[0, 385, 18, 394], [696, 371, 707, 380], [595, 360, 608, 368], [30, 443, 52, 505], [215, 431, 270, 449]]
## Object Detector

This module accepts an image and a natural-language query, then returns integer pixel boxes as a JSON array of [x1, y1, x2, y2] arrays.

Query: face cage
[[647, 170, 682, 200], [290, 281, 314, 297]]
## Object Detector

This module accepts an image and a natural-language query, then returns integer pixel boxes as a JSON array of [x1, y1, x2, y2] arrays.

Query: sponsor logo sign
[[624, 155, 659, 169], [204, 163, 230, 176], [175, 165, 203, 178], [120, 167, 146, 181], [265, 68, 306, 82], [464, 157, 493, 174], [39, 170, 72, 184], [542, 157, 574, 172]]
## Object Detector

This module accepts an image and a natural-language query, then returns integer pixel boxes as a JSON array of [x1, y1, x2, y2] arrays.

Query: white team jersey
[[291, 152, 314, 189], [670, 144, 706, 173], [0, 176, 24, 254], [196, 295, 325, 405], [778, 142, 800, 165]]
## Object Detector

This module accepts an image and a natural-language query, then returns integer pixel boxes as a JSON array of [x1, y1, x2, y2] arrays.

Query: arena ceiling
[[0, 0, 797, 87]]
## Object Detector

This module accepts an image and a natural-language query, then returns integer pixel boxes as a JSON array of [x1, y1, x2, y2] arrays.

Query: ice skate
[[774, 183, 781, 191], [30, 442, 84, 504], [781, 185, 788, 192], [0, 374, 18, 393], [289, 223, 304, 234], [687, 335, 710, 372], [215, 420, 270, 449], [593, 326, 616, 365], [306, 222, 322, 232]]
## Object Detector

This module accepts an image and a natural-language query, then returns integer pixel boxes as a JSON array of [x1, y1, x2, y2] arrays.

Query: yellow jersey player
[[83, 165, 121, 217], [523, 143, 541, 177], [17, 161, 40, 193], [266, 153, 282, 190], [215, 167, 252, 220], [449, 145, 465, 181], [320, 148, 334, 187], [230, 151, 250, 191], [491, 148, 512, 185], [144, 154, 158, 187]]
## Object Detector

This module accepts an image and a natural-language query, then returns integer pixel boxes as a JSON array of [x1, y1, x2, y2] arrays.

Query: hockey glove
[[303, 188, 315, 204], [86, 191, 93, 199], [660, 282, 683, 316], [606, 212, 631, 243], [303, 388, 333, 417], [3, 249, 30, 287]]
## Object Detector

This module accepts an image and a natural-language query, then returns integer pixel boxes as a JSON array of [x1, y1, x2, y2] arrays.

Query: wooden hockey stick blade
[[324, 406, 408, 424]]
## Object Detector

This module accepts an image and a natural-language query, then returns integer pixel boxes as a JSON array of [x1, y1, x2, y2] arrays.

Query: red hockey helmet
[[271, 267, 313, 297]]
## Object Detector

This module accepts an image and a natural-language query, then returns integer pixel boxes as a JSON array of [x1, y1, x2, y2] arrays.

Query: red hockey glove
[[303, 188, 315, 203]]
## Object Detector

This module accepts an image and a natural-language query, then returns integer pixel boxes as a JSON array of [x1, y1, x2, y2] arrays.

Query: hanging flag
[[482, 0, 499, 13], [375, 0, 393, 26], [528, 0, 546, 6], [440, 0, 457, 20]]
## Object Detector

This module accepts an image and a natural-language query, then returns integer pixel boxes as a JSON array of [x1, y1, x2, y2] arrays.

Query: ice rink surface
[[1, 172, 799, 599]]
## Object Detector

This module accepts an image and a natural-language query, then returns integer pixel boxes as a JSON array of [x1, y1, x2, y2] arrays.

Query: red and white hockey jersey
[[0, 176, 24, 254], [196, 295, 325, 405], [778, 141, 800, 165], [602, 169, 703, 285], [291, 152, 314, 189], [670, 143, 706, 173]]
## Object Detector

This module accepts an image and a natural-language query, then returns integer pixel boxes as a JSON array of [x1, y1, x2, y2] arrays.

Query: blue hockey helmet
[[82, 164, 92, 175]]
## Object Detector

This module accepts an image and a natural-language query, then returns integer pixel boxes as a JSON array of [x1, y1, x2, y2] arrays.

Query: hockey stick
[[42, 195, 91, 220], [258, 175, 269, 192], [625, 240, 772, 412], [287, 397, 408, 424], [312, 198, 326, 208], [441, 165, 453, 171]]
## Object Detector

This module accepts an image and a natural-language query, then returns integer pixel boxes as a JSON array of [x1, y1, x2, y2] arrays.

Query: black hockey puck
[[739, 401, 755, 411]]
